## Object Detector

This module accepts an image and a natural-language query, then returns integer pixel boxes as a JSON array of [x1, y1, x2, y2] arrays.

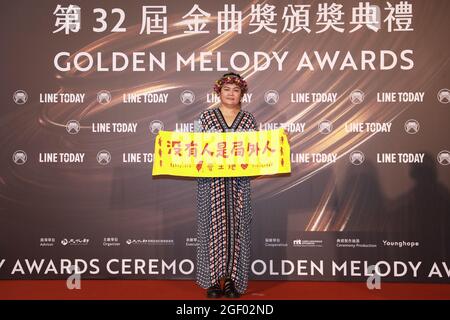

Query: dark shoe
[[223, 278, 240, 298], [206, 283, 222, 298]]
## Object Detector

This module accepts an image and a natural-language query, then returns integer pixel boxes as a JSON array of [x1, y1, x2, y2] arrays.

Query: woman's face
[[220, 83, 242, 106]]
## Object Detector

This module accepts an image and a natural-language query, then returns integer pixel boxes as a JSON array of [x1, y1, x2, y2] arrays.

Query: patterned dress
[[196, 107, 257, 294]]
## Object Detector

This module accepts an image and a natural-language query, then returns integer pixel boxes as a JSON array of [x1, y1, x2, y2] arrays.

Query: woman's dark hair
[[222, 72, 242, 78]]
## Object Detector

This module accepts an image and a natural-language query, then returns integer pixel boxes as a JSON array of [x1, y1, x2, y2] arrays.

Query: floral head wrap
[[213, 72, 248, 96]]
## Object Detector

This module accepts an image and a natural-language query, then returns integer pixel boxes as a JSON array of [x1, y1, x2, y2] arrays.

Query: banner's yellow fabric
[[152, 128, 291, 177]]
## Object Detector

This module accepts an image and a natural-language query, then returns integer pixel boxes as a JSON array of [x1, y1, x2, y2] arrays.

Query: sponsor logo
[[97, 90, 112, 104], [382, 240, 419, 248], [40, 93, 85, 103], [259, 122, 305, 133], [92, 122, 137, 133], [349, 150, 365, 165], [345, 122, 392, 133], [61, 238, 90, 246], [123, 92, 168, 103], [66, 120, 81, 134], [13, 90, 28, 105], [404, 119, 419, 134], [97, 150, 111, 165], [377, 152, 425, 164], [350, 89, 365, 104], [437, 150, 450, 166], [291, 92, 337, 103], [125, 238, 174, 246], [180, 90, 195, 105], [292, 239, 323, 248], [437, 88, 450, 104], [377, 92, 424, 102], [149, 120, 164, 134], [12, 150, 27, 165], [291, 153, 337, 163], [264, 90, 279, 105], [318, 120, 333, 134]]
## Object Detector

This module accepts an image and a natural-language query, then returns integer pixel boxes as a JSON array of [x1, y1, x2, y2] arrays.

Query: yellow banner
[[152, 128, 291, 177]]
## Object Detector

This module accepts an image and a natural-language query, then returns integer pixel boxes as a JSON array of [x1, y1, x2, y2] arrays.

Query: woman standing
[[196, 72, 257, 298]]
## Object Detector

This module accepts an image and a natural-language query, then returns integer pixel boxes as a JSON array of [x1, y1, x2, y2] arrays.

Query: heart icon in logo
[[241, 163, 248, 170], [196, 161, 203, 171]]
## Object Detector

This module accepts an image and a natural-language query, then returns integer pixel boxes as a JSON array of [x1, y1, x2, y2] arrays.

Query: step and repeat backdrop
[[1, 0, 449, 282]]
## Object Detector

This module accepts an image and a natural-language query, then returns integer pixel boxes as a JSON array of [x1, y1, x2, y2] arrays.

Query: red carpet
[[1, 280, 449, 300]]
